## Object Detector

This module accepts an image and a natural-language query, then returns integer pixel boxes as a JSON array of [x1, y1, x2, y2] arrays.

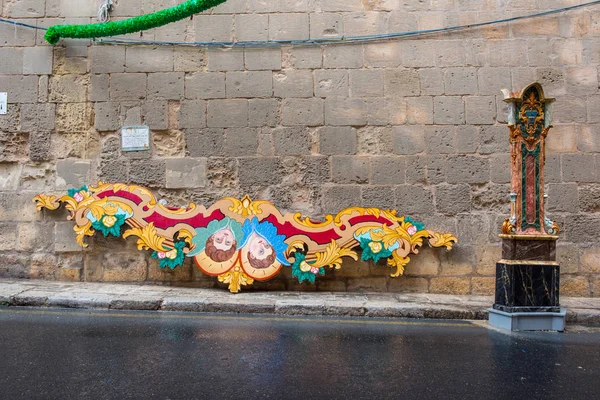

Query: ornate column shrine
[[488, 83, 566, 331]]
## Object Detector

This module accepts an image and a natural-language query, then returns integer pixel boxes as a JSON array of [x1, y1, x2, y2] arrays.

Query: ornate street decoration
[[501, 83, 559, 236], [35, 183, 457, 293], [44, 0, 229, 44], [490, 83, 565, 331]]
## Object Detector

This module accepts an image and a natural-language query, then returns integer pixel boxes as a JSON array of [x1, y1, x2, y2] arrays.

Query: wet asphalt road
[[0, 308, 599, 400]]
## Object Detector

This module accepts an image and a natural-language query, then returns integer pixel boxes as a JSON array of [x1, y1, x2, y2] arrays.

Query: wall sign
[[121, 126, 150, 151], [0, 93, 7, 115]]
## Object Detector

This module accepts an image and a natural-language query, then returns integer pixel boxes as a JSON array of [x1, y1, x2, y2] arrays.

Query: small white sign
[[121, 126, 150, 152], [0, 93, 6, 115]]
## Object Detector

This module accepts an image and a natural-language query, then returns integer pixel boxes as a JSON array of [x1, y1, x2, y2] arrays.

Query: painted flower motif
[[167, 250, 177, 260], [92, 213, 126, 237], [368, 241, 383, 253], [404, 216, 425, 232], [407, 225, 417, 236], [102, 215, 117, 228], [152, 241, 186, 270], [103, 202, 120, 216], [67, 185, 88, 199], [291, 252, 324, 284], [299, 260, 312, 273], [359, 238, 392, 264]]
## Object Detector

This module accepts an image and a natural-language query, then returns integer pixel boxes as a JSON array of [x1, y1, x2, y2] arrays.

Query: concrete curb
[[1, 279, 599, 323]]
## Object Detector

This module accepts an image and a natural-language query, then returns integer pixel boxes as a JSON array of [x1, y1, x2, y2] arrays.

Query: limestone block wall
[[0, 0, 599, 296]]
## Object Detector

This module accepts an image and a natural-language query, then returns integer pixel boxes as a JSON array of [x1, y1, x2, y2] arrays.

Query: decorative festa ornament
[[501, 83, 559, 236], [44, 0, 229, 44], [34, 183, 457, 293]]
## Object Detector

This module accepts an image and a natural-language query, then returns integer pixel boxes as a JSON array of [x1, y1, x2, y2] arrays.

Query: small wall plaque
[[0, 93, 7, 115], [121, 126, 150, 151]]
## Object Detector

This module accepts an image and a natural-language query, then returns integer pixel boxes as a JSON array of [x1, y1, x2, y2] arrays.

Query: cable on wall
[[97, 0, 114, 23], [0, 0, 598, 47]]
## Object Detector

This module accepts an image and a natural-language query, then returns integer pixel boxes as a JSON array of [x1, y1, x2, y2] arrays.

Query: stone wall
[[0, 0, 599, 296]]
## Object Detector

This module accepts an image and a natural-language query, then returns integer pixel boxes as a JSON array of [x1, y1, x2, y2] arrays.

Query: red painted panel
[[144, 209, 225, 230], [526, 155, 536, 223], [97, 190, 143, 204]]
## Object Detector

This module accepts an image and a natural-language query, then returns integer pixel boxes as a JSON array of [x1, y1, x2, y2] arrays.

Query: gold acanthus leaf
[[285, 240, 307, 258], [333, 207, 385, 226], [377, 223, 429, 250], [387, 252, 411, 277], [218, 268, 254, 293], [122, 222, 169, 252], [226, 195, 268, 218], [292, 213, 334, 229], [74, 221, 94, 248], [177, 229, 195, 247], [33, 194, 60, 211], [428, 232, 458, 250], [312, 239, 358, 270]]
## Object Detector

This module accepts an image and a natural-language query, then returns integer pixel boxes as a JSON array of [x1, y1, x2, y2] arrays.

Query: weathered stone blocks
[[273, 70, 313, 98], [207, 99, 248, 127], [396, 185, 434, 215], [20, 103, 55, 132], [325, 97, 367, 125], [226, 71, 272, 98], [224, 128, 259, 156], [269, 13, 309, 40], [185, 72, 226, 99], [282, 98, 323, 126], [0, 2, 597, 297], [165, 158, 206, 189], [56, 160, 91, 189]]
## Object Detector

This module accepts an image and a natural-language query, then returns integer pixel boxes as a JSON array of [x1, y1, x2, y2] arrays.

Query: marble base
[[488, 308, 566, 332], [494, 260, 560, 313], [501, 236, 556, 261]]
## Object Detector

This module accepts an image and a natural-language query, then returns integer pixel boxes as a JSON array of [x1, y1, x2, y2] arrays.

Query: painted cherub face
[[205, 227, 237, 262], [247, 233, 276, 269], [212, 228, 234, 251]]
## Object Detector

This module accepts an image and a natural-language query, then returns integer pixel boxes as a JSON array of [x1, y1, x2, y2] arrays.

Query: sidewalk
[[1, 279, 599, 324]]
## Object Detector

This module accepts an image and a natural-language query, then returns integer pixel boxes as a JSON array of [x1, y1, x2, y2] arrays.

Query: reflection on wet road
[[0, 308, 598, 400]]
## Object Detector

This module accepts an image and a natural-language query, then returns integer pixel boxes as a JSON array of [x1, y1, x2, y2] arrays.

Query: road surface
[[0, 308, 598, 399]]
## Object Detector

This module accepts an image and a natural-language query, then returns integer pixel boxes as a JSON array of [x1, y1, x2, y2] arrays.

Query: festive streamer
[[44, 0, 228, 44]]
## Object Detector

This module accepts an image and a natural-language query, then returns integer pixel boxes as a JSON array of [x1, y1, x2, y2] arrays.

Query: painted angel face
[[205, 227, 237, 263], [249, 234, 273, 259], [247, 233, 276, 269], [212, 227, 234, 251]]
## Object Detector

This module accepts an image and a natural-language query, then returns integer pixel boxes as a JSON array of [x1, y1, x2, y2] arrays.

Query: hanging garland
[[44, 0, 228, 44]]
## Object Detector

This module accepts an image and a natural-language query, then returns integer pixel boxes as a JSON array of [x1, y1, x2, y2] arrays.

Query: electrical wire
[[96, 0, 600, 47], [0, 18, 47, 31], [97, 0, 114, 23], [0, 0, 598, 47]]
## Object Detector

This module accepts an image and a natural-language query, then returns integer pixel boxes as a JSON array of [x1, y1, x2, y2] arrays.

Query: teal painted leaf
[[359, 238, 392, 263], [152, 241, 186, 270], [91, 213, 126, 237], [291, 252, 324, 284]]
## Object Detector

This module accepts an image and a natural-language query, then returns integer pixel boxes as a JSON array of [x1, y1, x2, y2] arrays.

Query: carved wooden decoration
[[35, 183, 457, 293]]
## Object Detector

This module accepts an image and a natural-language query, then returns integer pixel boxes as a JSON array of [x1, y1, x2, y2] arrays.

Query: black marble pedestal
[[490, 235, 564, 331], [493, 261, 560, 313]]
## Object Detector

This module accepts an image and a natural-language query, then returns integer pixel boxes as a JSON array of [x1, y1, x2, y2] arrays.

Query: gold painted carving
[[35, 182, 458, 293]]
